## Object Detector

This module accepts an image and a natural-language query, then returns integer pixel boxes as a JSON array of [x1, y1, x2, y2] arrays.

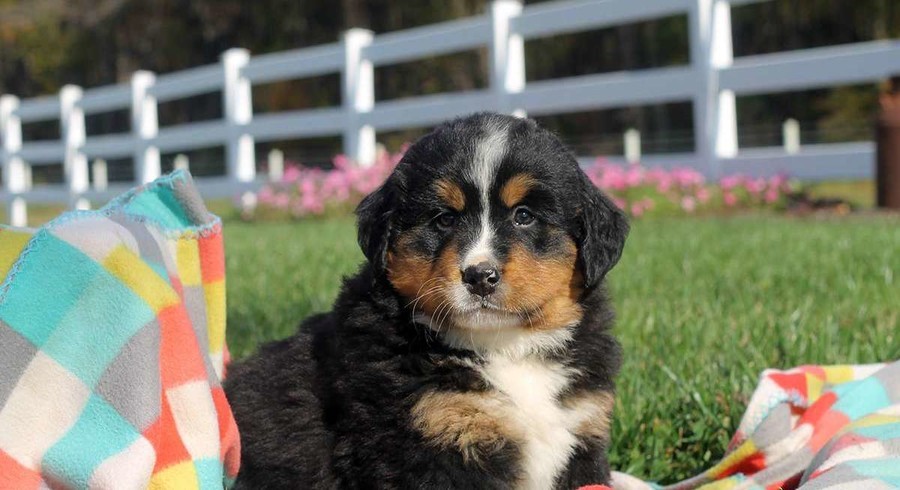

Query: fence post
[[268, 148, 284, 182], [132, 70, 160, 184], [624, 128, 641, 164], [174, 154, 190, 171], [343, 29, 376, 167], [783, 118, 801, 154], [490, 0, 525, 117], [712, 1, 737, 162], [222, 48, 256, 184], [0, 95, 27, 226], [689, 0, 736, 179], [92, 158, 108, 191], [60, 85, 90, 210]]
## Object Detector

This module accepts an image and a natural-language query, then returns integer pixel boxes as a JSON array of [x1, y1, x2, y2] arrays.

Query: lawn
[[224, 213, 899, 483]]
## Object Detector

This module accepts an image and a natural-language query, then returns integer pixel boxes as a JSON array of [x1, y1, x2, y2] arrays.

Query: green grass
[[0, 204, 67, 227], [607, 215, 898, 480], [803, 179, 875, 207], [225, 213, 899, 483], [225, 218, 364, 355]]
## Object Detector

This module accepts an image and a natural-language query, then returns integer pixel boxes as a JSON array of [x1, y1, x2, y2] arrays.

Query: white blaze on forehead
[[463, 121, 508, 267]]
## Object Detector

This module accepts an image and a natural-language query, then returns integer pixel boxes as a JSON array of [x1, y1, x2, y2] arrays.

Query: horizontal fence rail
[[1, 0, 894, 226]]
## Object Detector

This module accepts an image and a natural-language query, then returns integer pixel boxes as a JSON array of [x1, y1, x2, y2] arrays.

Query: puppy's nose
[[462, 262, 501, 297]]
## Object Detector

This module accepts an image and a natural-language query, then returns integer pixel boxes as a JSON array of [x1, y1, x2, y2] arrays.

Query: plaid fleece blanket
[[0, 170, 239, 489], [611, 361, 900, 490]]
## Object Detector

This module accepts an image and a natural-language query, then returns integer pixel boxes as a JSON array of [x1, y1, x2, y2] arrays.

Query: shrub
[[585, 159, 794, 217], [253, 148, 401, 219], [249, 152, 794, 220]]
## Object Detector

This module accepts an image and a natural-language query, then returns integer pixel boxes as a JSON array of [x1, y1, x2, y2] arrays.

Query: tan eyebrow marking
[[500, 173, 537, 208], [434, 179, 466, 211]]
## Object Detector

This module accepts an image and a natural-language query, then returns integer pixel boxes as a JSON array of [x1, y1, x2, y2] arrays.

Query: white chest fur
[[478, 356, 579, 490]]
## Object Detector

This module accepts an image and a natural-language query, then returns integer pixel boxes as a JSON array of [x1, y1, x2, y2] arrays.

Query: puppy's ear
[[356, 178, 396, 273], [576, 176, 629, 289]]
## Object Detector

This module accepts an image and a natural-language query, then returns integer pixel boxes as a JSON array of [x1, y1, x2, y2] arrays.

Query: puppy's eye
[[513, 207, 535, 227], [435, 212, 457, 229]]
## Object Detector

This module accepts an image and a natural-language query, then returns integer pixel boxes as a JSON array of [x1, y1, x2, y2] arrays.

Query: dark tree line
[[0, 0, 897, 168]]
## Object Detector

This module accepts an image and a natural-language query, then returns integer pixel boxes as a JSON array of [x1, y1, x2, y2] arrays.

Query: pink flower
[[723, 192, 738, 207], [720, 175, 743, 191], [253, 148, 792, 219], [600, 168, 628, 190], [768, 173, 787, 188], [695, 187, 711, 203], [745, 178, 766, 195], [624, 166, 644, 187], [258, 187, 274, 204], [655, 177, 673, 193], [282, 165, 302, 183], [670, 167, 705, 187], [273, 192, 290, 209], [332, 154, 351, 170], [630, 202, 645, 217], [254, 148, 404, 217], [300, 193, 324, 213]]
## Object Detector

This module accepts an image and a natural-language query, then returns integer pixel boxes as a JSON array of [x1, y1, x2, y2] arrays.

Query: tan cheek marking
[[563, 390, 615, 441], [434, 179, 466, 212], [387, 234, 460, 315], [502, 240, 584, 330], [500, 173, 537, 208], [411, 390, 523, 463]]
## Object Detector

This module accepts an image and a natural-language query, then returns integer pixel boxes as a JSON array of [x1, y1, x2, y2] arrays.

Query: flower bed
[[253, 150, 401, 219], [250, 151, 794, 220], [585, 159, 793, 217]]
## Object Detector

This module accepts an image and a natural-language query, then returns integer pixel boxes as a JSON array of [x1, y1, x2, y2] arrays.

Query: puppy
[[225, 112, 629, 489]]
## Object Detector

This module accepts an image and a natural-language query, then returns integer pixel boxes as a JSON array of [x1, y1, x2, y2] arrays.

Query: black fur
[[225, 113, 628, 489]]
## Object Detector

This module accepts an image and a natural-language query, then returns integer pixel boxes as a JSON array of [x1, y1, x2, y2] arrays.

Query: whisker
[[430, 298, 452, 336], [523, 307, 535, 330], [405, 277, 442, 308], [440, 288, 463, 335], [434, 295, 455, 336], [520, 297, 546, 329], [408, 285, 443, 314], [492, 312, 504, 346], [407, 279, 446, 326], [426, 297, 444, 327]]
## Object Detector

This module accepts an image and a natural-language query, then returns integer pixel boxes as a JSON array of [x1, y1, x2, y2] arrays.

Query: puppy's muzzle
[[462, 261, 501, 298]]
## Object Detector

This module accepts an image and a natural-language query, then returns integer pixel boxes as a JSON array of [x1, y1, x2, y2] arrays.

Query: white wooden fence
[[2, 0, 899, 226]]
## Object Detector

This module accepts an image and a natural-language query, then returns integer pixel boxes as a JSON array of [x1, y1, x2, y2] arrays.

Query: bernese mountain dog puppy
[[225, 112, 629, 489]]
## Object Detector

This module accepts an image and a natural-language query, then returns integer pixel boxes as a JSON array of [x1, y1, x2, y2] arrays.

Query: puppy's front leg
[[555, 389, 616, 488], [408, 389, 522, 488]]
